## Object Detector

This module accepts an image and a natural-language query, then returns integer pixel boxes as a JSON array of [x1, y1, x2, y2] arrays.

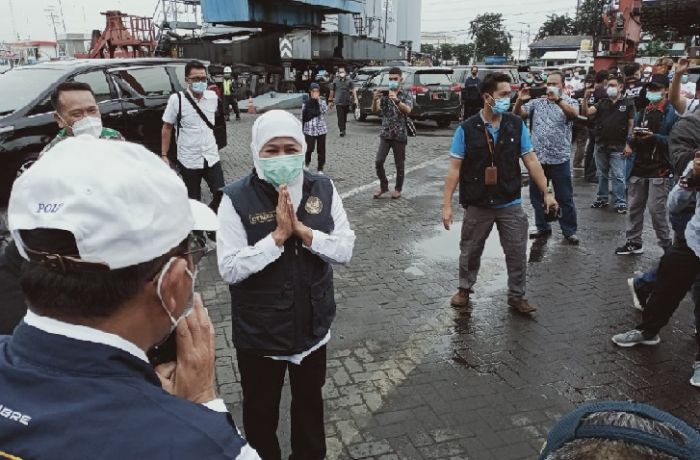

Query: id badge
[[485, 166, 498, 185]]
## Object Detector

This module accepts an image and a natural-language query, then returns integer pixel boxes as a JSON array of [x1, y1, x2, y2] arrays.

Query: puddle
[[416, 225, 535, 262]]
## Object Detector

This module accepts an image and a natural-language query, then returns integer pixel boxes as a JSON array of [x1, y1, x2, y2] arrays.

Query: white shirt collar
[[23, 310, 149, 363]]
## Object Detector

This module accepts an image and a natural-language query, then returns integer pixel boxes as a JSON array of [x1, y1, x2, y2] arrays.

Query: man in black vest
[[217, 110, 356, 460], [441, 73, 558, 313]]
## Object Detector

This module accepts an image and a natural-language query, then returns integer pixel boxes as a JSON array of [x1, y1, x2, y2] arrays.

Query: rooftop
[[529, 35, 592, 50]]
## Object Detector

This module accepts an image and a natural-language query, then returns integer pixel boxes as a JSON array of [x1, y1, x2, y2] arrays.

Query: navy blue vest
[[0, 323, 249, 459], [223, 171, 336, 355], [459, 112, 523, 207]]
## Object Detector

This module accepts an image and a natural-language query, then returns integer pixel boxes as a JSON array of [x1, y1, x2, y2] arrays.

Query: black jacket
[[0, 242, 26, 334]]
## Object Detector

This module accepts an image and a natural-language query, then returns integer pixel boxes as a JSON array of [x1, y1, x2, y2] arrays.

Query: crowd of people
[[0, 55, 699, 459]]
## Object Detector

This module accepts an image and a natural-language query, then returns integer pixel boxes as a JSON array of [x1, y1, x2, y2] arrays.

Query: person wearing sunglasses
[[0, 137, 259, 459]]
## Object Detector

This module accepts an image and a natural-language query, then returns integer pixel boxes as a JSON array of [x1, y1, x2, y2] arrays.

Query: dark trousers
[[584, 131, 597, 182], [223, 95, 240, 119], [304, 134, 327, 171], [178, 160, 225, 212], [637, 244, 700, 358], [529, 160, 577, 237], [462, 100, 481, 121], [237, 346, 327, 460], [375, 138, 407, 192], [336, 104, 349, 133]]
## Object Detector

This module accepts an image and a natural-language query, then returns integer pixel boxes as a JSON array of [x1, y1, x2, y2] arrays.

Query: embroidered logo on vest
[[305, 196, 323, 215], [249, 211, 276, 225]]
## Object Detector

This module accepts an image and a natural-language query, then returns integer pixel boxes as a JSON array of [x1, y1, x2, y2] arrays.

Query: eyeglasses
[[183, 232, 215, 267]]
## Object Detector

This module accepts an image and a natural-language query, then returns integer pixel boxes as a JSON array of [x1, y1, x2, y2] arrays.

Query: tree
[[535, 14, 575, 42], [453, 43, 476, 65], [469, 13, 512, 61], [420, 43, 436, 56], [573, 0, 600, 36], [439, 43, 454, 61]]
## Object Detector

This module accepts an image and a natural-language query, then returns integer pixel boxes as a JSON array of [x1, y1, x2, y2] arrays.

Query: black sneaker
[[564, 235, 580, 245], [615, 241, 643, 255], [616, 204, 628, 214], [340, 131, 346, 137], [529, 229, 552, 239], [591, 200, 608, 209]]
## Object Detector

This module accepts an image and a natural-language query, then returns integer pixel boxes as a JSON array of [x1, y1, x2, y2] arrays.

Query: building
[[528, 35, 592, 59], [58, 33, 91, 58], [8, 41, 58, 63], [324, 0, 422, 51]]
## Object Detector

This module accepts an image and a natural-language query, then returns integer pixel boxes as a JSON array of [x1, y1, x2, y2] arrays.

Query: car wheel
[[437, 119, 451, 128]]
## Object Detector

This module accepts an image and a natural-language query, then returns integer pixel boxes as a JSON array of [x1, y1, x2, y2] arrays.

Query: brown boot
[[508, 298, 537, 314], [450, 288, 470, 308]]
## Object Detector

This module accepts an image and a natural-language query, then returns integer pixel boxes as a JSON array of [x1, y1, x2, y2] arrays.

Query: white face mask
[[607, 87, 619, 98], [156, 257, 197, 335], [71, 115, 103, 138], [547, 86, 561, 98]]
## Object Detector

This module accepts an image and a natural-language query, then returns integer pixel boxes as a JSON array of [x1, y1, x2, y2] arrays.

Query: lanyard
[[483, 127, 496, 166]]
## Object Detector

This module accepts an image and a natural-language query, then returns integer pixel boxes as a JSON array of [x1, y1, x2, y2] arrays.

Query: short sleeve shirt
[[40, 127, 125, 157], [594, 97, 636, 148], [522, 96, 579, 165], [449, 111, 533, 208], [162, 89, 220, 169], [332, 78, 354, 106], [379, 92, 414, 143]]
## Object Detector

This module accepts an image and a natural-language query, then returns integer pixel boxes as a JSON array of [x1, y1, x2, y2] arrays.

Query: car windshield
[[0, 67, 65, 116], [416, 72, 452, 86]]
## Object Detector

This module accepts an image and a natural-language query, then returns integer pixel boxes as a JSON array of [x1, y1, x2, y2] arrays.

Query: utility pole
[[8, 0, 19, 40], [383, 0, 389, 44], [57, 0, 67, 33], [46, 7, 61, 58]]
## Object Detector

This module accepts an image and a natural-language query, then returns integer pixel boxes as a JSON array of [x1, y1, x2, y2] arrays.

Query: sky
[[0, 0, 583, 49]]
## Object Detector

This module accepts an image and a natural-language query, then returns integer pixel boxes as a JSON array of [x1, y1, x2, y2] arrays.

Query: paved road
[[197, 110, 700, 459]]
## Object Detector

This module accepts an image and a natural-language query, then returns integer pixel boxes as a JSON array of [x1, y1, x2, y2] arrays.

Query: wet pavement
[[197, 111, 700, 459]]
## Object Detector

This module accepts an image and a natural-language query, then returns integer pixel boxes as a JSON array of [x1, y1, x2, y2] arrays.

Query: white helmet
[[223, 66, 232, 74]]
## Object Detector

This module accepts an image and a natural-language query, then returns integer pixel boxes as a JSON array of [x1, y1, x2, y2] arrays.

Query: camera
[[544, 205, 562, 222]]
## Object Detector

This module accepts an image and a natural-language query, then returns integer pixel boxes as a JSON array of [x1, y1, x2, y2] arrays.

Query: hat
[[309, 82, 320, 90], [647, 73, 669, 89], [8, 136, 218, 270]]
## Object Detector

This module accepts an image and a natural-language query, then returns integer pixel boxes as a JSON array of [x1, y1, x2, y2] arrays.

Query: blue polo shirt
[[450, 112, 534, 208]]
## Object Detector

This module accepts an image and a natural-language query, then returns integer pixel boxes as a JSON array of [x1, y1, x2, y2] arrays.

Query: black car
[[354, 67, 461, 127], [0, 58, 224, 208]]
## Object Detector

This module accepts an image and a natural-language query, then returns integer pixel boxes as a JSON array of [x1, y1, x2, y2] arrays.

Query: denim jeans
[[595, 145, 626, 205], [529, 160, 578, 237]]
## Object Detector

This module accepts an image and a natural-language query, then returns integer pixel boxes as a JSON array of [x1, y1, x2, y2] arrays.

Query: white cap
[[223, 66, 232, 73], [8, 136, 218, 270]]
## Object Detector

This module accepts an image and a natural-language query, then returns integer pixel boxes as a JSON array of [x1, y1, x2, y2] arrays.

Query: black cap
[[646, 73, 669, 89]]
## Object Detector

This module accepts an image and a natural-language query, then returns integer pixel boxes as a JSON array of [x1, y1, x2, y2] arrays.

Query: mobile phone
[[634, 127, 651, 135], [529, 87, 546, 99], [147, 332, 177, 367]]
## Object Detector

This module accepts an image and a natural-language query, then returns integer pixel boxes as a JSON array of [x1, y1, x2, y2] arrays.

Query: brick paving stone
[[194, 112, 700, 459]]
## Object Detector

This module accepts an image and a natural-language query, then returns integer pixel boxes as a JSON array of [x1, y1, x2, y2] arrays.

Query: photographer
[[612, 154, 700, 387], [614, 74, 678, 256], [0, 137, 258, 459]]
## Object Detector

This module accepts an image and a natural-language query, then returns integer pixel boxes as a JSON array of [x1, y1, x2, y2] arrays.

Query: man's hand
[[584, 88, 593, 99], [442, 205, 453, 230], [373, 90, 382, 101], [544, 193, 558, 213], [677, 58, 690, 75], [155, 294, 217, 404], [693, 153, 700, 178], [517, 88, 531, 102], [388, 90, 399, 102], [623, 144, 634, 157], [272, 185, 294, 246]]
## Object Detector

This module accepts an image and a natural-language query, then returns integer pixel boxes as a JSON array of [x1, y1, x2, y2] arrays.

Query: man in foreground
[[442, 72, 558, 314], [0, 137, 258, 459]]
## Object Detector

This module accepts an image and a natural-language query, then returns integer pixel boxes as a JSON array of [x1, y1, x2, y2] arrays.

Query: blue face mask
[[258, 153, 304, 187], [191, 81, 207, 93], [388, 81, 400, 90], [490, 96, 511, 114], [646, 91, 663, 103]]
